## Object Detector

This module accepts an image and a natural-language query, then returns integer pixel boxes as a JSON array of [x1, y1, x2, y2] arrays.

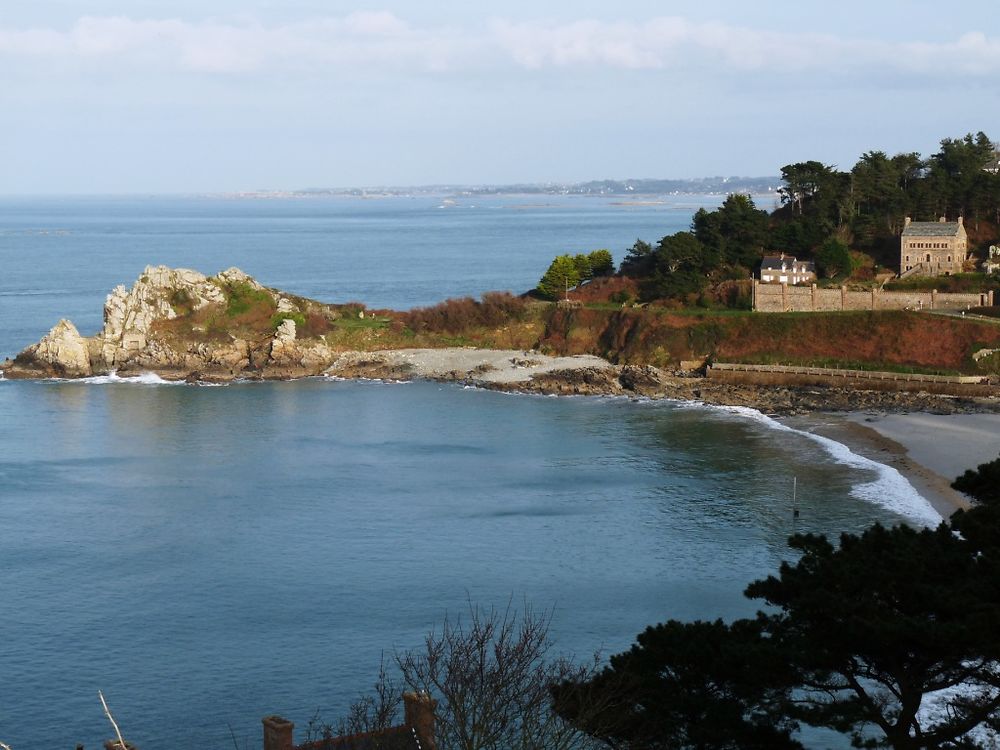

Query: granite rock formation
[[0, 266, 341, 381]]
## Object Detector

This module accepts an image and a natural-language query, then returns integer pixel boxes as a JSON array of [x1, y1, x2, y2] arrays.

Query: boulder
[[11, 319, 93, 378]]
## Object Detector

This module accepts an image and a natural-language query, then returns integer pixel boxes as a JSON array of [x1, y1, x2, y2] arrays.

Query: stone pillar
[[403, 691, 438, 750], [840, 285, 847, 311], [752, 279, 758, 311], [871, 287, 877, 310], [931, 289, 938, 310], [780, 282, 788, 312], [811, 283, 818, 311], [989, 290, 995, 307], [263, 716, 294, 750]]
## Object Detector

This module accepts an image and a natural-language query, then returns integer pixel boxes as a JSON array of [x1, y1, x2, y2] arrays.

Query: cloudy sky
[[1, 1, 997, 193]]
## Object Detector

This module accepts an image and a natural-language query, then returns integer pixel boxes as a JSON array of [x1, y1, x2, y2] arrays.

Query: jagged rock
[[523, 367, 623, 396], [266, 321, 335, 377], [618, 364, 666, 396], [276, 297, 300, 314], [101, 265, 228, 367], [275, 318, 296, 343], [9, 319, 92, 378], [217, 267, 264, 290], [4, 266, 290, 380]]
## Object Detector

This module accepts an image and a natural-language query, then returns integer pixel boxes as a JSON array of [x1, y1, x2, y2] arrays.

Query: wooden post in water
[[792, 476, 800, 520]]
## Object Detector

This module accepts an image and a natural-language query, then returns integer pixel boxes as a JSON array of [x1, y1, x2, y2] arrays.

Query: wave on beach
[[703, 404, 943, 527], [40, 371, 233, 386]]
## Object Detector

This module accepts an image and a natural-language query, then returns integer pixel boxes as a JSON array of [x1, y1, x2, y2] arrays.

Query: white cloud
[[0, 13, 999, 78]]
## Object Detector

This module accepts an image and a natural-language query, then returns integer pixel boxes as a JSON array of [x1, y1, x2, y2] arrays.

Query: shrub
[[226, 283, 274, 318], [403, 292, 527, 334], [303, 311, 332, 337]]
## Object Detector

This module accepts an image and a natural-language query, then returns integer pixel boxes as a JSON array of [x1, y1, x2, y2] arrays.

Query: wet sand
[[785, 412, 1000, 521]]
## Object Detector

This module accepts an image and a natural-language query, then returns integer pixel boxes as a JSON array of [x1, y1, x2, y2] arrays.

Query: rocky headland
[[1, 266, 357, 382], [2, 266, 999, 416]]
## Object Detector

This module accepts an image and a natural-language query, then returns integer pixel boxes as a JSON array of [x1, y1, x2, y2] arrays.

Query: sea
[[0, 194, 940, 749]]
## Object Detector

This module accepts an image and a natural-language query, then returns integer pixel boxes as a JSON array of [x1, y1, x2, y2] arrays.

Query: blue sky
[[1, 1, 998, 193]]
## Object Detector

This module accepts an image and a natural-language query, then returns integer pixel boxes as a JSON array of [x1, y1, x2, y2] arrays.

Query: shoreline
[[325, 349, 997, 523], [782, 412, 1000, 521], [7, 344, 997, 523]]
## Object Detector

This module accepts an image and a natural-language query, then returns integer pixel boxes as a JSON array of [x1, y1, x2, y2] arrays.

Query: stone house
[[900, 217, 968, 277], [758, 255, 816, 285]]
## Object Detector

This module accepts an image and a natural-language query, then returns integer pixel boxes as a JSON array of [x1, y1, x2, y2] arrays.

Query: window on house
[[948, 256, 952, 262], [926, 254, 931, 262]]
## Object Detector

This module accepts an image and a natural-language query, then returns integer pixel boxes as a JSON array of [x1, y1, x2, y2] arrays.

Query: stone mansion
[[900, 216, 968, 277]]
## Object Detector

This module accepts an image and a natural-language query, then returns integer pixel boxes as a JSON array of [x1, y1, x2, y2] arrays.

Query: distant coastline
[[217, 175, 781, 201]]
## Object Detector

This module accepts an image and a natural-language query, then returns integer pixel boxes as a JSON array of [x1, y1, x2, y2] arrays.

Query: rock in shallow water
[[9, 318, 93, 378]]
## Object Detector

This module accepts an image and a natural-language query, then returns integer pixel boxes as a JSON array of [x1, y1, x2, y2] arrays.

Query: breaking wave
[[700, 404, 943, 527]]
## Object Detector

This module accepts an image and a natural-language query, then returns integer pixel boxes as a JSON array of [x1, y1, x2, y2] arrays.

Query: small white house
[[759, 255, 816, 284]]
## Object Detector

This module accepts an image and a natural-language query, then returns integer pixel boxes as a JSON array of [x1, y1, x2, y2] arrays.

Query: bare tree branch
[[99, 690, 128, 750]]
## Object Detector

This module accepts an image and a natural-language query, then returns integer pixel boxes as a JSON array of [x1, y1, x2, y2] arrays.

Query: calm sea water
[[0, 196, 932, 749]]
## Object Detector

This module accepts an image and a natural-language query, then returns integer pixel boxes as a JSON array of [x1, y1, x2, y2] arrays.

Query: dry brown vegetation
[[534, 307, 1000, 374], [403, 292, 528, 334]]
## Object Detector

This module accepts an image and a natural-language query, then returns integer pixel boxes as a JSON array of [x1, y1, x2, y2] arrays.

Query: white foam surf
[[695, 403, 943, 527], [68, 371, 185, 385]]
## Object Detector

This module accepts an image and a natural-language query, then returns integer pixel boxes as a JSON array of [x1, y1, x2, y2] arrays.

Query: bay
[[0, 195, 922, 749]]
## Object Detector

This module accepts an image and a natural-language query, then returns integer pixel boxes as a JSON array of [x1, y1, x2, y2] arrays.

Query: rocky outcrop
[[0, 266, 341, 381], [100, 265, 230, 368], [263, 318, 338, 379], [4, 319, 93, 378]]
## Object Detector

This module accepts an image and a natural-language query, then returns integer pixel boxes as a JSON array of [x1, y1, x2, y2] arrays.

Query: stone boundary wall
[[707, 363, 996, 397], [753, 281, 994, 313]]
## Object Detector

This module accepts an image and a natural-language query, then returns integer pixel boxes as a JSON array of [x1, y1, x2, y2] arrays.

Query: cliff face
[[1, 266, 344, 381], [535, 307, 1000, 375]]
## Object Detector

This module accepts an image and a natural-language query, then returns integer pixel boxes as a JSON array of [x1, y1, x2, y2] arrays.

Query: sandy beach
[[788, 412, 1000, 520]]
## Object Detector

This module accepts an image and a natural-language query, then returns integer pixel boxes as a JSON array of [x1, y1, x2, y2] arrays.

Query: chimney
[[904, 216, 911, 227], [939, 216, 947, 222], [958, 216, 964, 226], [262, 716, 294, 750], [403, 691, 438, 750]]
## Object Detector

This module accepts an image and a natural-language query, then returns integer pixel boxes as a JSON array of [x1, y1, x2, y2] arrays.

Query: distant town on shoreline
[[223, 175, 781, 199]]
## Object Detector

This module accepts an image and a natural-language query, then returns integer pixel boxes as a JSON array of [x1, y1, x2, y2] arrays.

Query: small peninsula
[[3, 265, 999, 417]]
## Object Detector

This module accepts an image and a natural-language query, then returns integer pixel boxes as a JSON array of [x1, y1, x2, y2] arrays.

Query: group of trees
[[543, 132, 999, 306], [618, 193, 771, 302], [334, 454, 1000, 749], [776, 133, 1000, 259], [537, 250, 614, 299]]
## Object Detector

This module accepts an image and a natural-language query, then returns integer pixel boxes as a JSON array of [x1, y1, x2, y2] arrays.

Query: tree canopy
[[607, 130, 999, 303], [537, 250, 616, 299], [644, 232, 712, 301], [557, 509, 1000, 749], [814, 237, 853, 279]]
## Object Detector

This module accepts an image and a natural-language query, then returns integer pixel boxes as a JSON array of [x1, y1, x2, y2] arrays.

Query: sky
[[1, 1, 998, 194]]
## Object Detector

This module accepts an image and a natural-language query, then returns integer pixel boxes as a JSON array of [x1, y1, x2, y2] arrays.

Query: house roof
[[902, 222, 961, 237], [760, 256, 815, 272]]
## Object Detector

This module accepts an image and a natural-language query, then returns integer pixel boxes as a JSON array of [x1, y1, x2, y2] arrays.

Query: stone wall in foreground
[[753, 281, 994, 313]]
